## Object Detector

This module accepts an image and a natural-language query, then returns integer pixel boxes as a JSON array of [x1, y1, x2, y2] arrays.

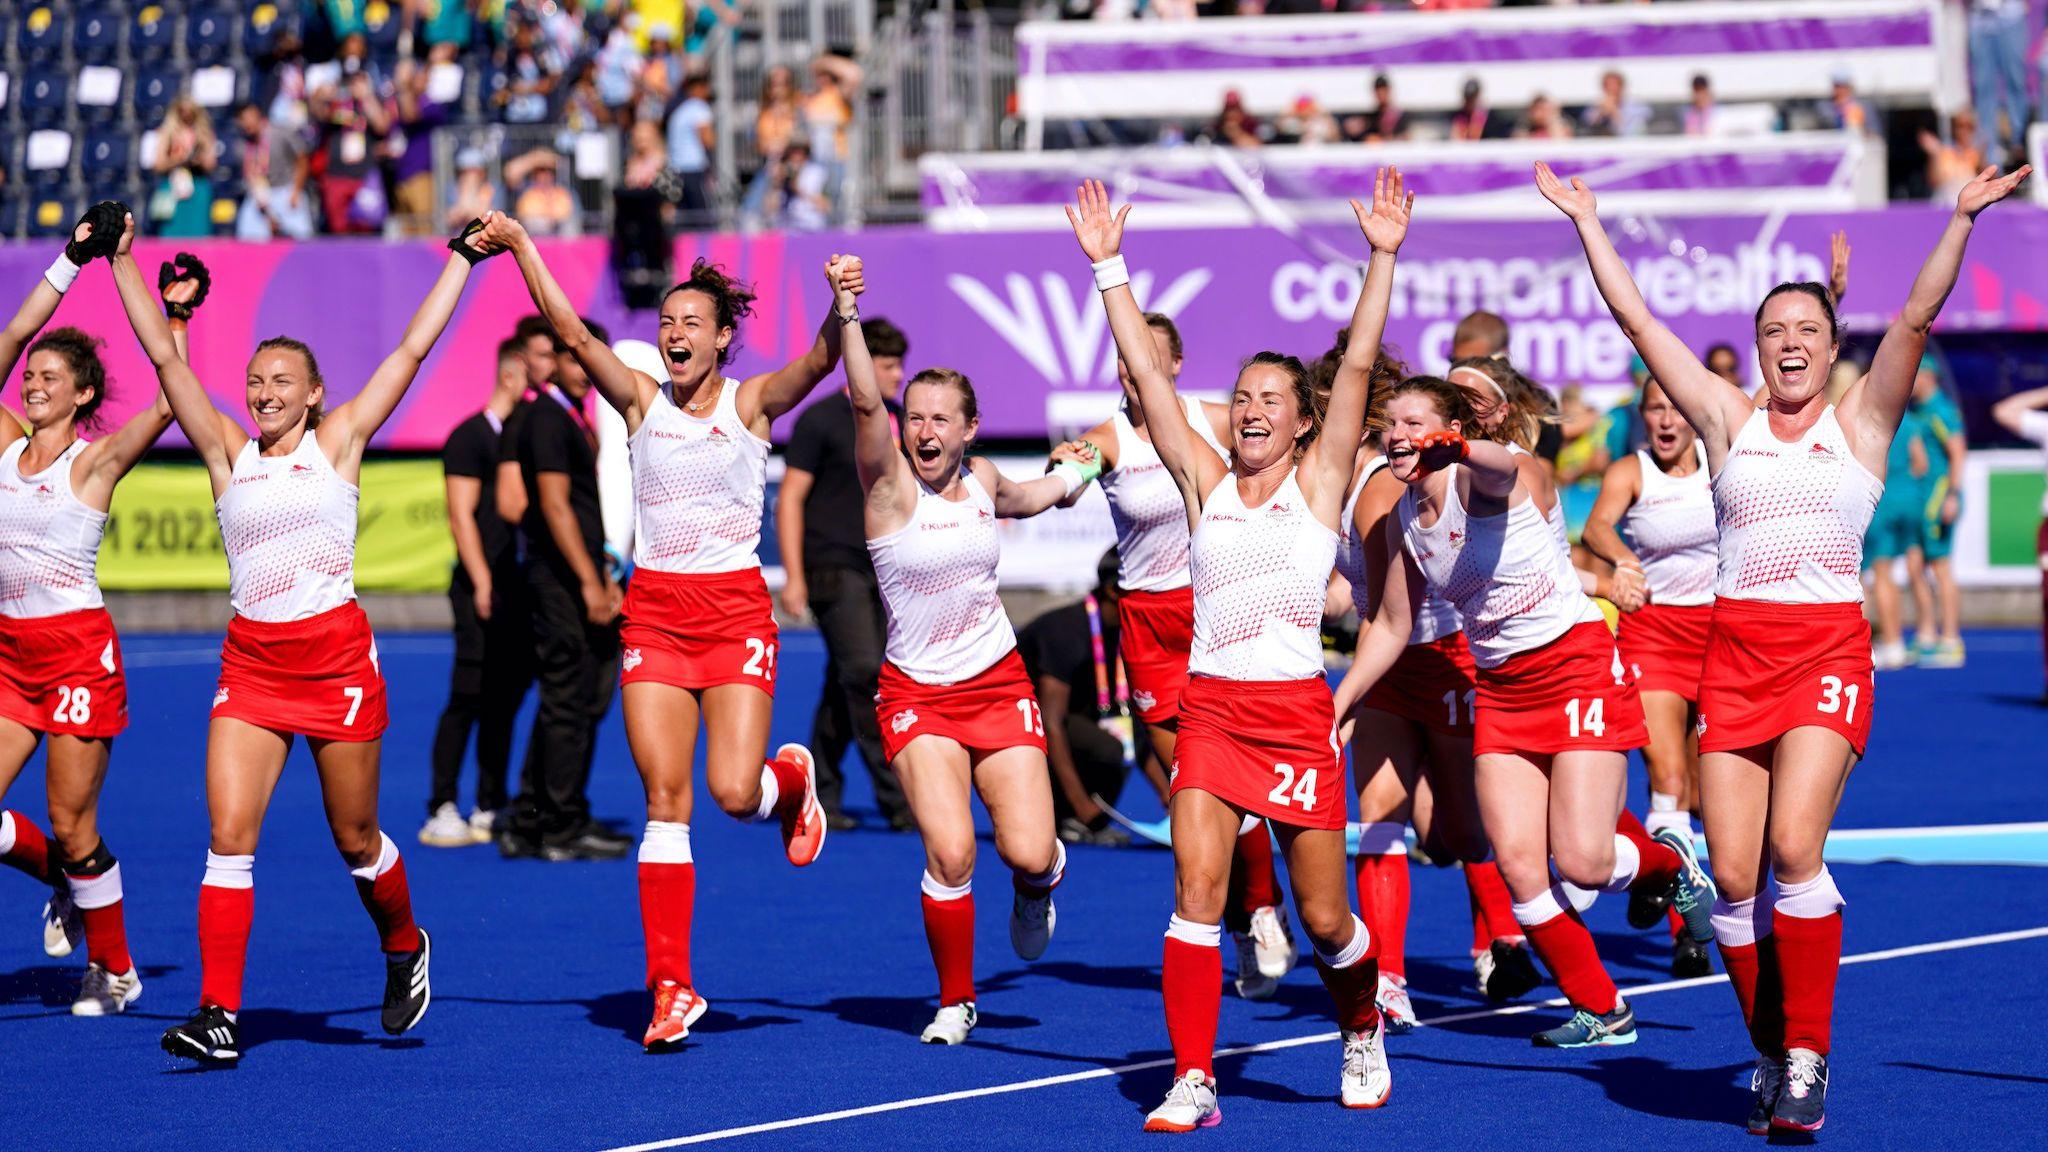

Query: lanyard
[[1084, 593, 1127, 718], [543, 383, 596, 448]]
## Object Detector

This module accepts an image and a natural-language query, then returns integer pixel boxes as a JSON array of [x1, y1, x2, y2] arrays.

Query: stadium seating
[[185, 1, 233, 66], [129, 2, 175, 62]]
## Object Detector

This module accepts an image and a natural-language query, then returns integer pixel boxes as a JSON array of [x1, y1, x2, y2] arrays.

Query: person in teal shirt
[[1910, 360, 1967, 666], [1866, 384, 1927, 670]]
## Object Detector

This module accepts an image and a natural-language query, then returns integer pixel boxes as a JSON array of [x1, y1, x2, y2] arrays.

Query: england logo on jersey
[[890, 709, 919, 734], [622, 648, 644, 673], [212, 687, 229, 708], [1132, 689, 1156, 714]]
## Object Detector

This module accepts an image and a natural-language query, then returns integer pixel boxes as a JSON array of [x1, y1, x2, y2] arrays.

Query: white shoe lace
[[1342, 1030, 1374, 1083], [1160, 1070, 1211, 1111], [1248, 906, 1288, 956], [1784, 1049, 1823, 1098]]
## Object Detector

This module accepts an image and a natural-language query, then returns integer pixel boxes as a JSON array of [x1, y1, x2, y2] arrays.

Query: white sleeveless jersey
[[629, 378, 769, 574], [1337, 457, 1462, 645], [1096, 397, 1227, 593], [1624, 447, 1717, 607], [1188, 469, 1335, 681], [217, 433, 358, 622], [869, 469, 1014, 685], [0, 439, 105, 617], [1506, 442, 1571, 552], [1399, 468, 1602, 670], [1713, 407, 1882, 604]]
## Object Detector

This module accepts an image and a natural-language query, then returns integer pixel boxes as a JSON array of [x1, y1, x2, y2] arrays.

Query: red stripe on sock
[[639, 861, 696, 989], [921, 891, 976, 1006], [1616, 809, 1680, 890], [1162, 936, 1222, 1078], [767, 757, 808, 819], [1354, 853, 1409, 981], [81, 899, 132, 974], [1521, 907, 1618, 1015], [198, 884, 254, 1014], [2, 811, 59, 886], [354, 853, 422, 955], [1773, 909, 1841, 1056], [1465, 861, 1522, 944]]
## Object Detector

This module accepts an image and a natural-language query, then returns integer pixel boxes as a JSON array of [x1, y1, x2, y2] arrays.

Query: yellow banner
[[99, 460, 456, 593]]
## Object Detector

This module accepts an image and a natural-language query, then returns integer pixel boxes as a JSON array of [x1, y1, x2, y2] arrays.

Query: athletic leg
[[897, 738, 979, 1025], [625, 681, 704, 1043]]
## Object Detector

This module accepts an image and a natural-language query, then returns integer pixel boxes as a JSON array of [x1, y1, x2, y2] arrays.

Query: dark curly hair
[[25, 327, 111, 430], [661, 258, 760, 366]]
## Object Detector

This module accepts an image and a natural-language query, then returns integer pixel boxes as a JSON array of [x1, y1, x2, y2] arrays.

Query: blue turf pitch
[[5, 627, 2047, 1150]]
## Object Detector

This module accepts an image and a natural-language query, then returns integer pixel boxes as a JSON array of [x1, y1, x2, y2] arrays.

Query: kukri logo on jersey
[[946, 269, 1213, 386]]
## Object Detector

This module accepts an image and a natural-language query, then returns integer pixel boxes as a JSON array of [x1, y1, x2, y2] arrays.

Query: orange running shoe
[[775, 743, 826, 867], [644, 983, 708, 1050]]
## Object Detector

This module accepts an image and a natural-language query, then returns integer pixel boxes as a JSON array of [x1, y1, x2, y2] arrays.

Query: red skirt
[[1616, 602, 1713, 702], [0, 608, 128, 739], [214, 601, 388, 742], [1117, 586, 1193, 725], [621, 568, 779, 694], [1174, 675, 1344, 831], [1474, 621, 1647, 757], [1358, 632, 1478, 736], [877, 650, 1047, 764], [1698, 599, 1873, 756]]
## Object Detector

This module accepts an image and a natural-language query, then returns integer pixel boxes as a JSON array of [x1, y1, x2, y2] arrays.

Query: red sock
[[1615, 809, 1681, 890], [1315, 921, 1382, 1034], [353, 849, 422, 955], [1717, 936, 1787, 1058], [1522, 907, 1619, 1015], [767, 756, 809, 819], [68, 861, 132, 974], [1466, 861, 1523, 943], [1162, 933, 1222, 1078], [198, 884, 254, 1013], [1, 811, 61, 886], [921, 885, 976, 1006], [1772, 909, 1841, 1055], [1353, 853, 1409, 981], [1469, 887, 1491, 955], [639, 861, 696, 988], [1233, 822, 1280, 912]]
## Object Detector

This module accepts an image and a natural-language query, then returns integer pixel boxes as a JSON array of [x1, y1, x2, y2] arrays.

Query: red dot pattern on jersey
[[0, 507, 92, 606], [1716, 446, 1876, 593], [1106, 464, 1192, 582], [1193, 512, 1325, 655], [223, 486, 350, 606], [889, 500, 1003, 648]]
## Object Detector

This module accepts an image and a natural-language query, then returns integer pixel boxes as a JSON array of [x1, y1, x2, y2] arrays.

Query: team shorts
[[620, 568, 779, 694], [1864, 494, 1922, 562], [1173, 675, 1344, 831], [214, 601, 388, 742], [1474, 621, 1648, 757], [1616, 602, 1714, 702], [1697, 598, 1874, 756], [1356, 632, 1477, 737], [1117, 586, 1193, 725], [1917, 480, 1956, 561], [0, 608, 128, 739], [877, 650, 1047, 764]]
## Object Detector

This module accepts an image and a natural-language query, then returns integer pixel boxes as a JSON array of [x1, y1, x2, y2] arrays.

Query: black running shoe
[[381, 928, 432, 1035], [542, 822, 631, 862], [1671, 934, 1712, 979], [1627, 877, 1675, 930], [1746, 1056, 1784, 1135], [162, 1005, 241, 1063], [1770, 1049, 1827, 1133], [1486, 939, 1544, 1003], [497, 828, 542, 859]]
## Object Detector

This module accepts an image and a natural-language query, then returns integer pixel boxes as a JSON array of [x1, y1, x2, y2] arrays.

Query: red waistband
[[228, 600, 366, 638], [630, 567, 767, 590], [1710, 598, 1865, 624], [0, 606, 111, 633], [1117, 585, 1192, 605], [1186, 674, 1329, 695]]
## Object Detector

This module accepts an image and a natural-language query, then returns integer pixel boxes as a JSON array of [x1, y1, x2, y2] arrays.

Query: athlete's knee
[[706, 769, 760, 819], [993, 830, 1056, 880], [924, 841, 975, 889], [1173, 868, 1229, 923], [1295, 899, 1355, 953], [328, 820, 380, 867], [1766, 826, 1826, 881], [45, 803, 94, 856], [1551, 840, 1615, 891], [643, 774, 692, 823], [208, 825, 261, 857]]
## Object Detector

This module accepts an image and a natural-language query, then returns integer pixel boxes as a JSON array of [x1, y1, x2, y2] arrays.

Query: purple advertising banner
[[9, 203, 2048, 446]]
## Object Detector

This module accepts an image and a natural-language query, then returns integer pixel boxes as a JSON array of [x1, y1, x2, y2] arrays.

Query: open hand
[[1065, 179, 1130, 264], [1533, 162, 1597, 223], [1956, 164, 2031, 220], [1350, 166, 1414, 255]]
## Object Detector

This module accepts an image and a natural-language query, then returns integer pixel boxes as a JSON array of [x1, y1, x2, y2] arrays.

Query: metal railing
[[427, 123, 622, 239]]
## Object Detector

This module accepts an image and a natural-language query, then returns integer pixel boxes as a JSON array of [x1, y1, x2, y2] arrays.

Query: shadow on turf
[[578, 989, 800, 1047], [1888, 1060, 2048, 1086], [0, 962, 180, 1010], [1397, 1052, 1752, 1124]]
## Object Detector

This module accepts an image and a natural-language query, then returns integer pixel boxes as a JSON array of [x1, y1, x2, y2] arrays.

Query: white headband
[[1447, 365, 1507, 402]]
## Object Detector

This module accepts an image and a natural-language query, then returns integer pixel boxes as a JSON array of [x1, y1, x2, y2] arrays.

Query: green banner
[[1987, 469, 2047, 568], [99, 460, 455, 593]]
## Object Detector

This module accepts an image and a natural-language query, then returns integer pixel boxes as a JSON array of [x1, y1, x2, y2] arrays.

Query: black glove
[[64, 201, 127, 265], [158, 252, 212, 321], [448, 217, 497, 265]]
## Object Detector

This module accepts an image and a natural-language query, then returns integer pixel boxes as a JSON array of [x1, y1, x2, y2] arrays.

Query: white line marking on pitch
[[595, 924, 2048, 1151]]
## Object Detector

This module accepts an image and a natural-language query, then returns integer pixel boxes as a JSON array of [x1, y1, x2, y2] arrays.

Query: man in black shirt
[[500, 319, 630, 862], [422, 337, 535, 847], [775, 317, 912, 831], [1016, 550, 1141, 848]]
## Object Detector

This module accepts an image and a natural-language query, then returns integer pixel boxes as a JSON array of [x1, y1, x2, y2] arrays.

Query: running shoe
[[1626, 873, 1674, 930], [1340, 1016, 1392, 1108], [42, 889, 82, 958], [72, 963, 141, 1017], [1671, 935, 1712, 979], [774, 743, 827, 867], [643, 982, 709, 1049], [1531, 999, 1637, 1048], [1376, 974, 1417, 1034], [1921, 638, 1965, 669], [1247, 905, 1296, 980], [1471, 947, 1495, 997], [1010, 888, 1056, 960], [381, 928, 432, 1035], [1770, 1049, 1828, 1133], [541, 821, 632, 862], [1872, 640, 1913, 671], [1231, 932, 1277, 1001], [466, 808, 502, 843], [1653, 827, 1717, 943], [920, 1001, 977, 1045], [1485, 939, 1543, 1004], [419, 802, 474, 848], [1746, 1056, 1785, 1135], [162, 1005, 240, 1064], [1143, 1070, 1221, 1132]]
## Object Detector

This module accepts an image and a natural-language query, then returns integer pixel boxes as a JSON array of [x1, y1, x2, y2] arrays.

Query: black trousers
[[804, 564, 908, 821], [1053, 713, 1129, 824], [508, 561, 620, 841], [428, 560, 535, 815]]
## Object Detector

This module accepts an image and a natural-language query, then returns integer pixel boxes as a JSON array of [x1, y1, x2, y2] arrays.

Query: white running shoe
[[42, 890, 82, 958], [1231, 932, 1278, 1001], [920, 1001, 978, 1045], [1471, 947, 1496, 998], [72, 963, 142, 1017], [1010, 890, 1055, 961], [419, 803, 474, 848], [1340, 1017, 1392, 1108], [1872, 641, 1913, 671], [1376, 974, 1417, 1034], [1247, 905, 1296, 980], [1143, 1070, 1222, 1132], [467, 808, 502, 843]]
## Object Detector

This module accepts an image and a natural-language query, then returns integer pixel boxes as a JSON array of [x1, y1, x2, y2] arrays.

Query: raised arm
[[1991, 385, 2048, 438], [1333, 520, 1420, 726], [1307, 168, 1411, 509], [80, 243, 203, 496], [0, 204, 126, 448], [740, 261, 865, 426], [1534, 163, 1750, 454], [1841, 165, 2029, 466], [1580, 453, 1646, 612], [485, 212, 655, 426], [1068, 180, 1225, 521], [979, 443, 1102, 521], [109, 219, 242, 490]]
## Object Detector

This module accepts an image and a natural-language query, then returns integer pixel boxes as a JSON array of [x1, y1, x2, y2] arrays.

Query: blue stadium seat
[[131, 64, 182, 125], [244, 0, 302, 60], [27, 194, 81, 238], [362, 0, 401, 61], [129, 1, 177, 61], [186, 3, 236, 64], [72, 3, 125, 63], [15, 4, 65, 64], [0, 196, 24, 241], [16, 72, 69, 129], [80, 123, 130, 183]]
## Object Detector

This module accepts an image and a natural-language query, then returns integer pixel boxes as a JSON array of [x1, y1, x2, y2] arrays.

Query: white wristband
[[43, 255, 81, 294], [1091, 254, 1130, 293], [1051, 460, 1088, 498]]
